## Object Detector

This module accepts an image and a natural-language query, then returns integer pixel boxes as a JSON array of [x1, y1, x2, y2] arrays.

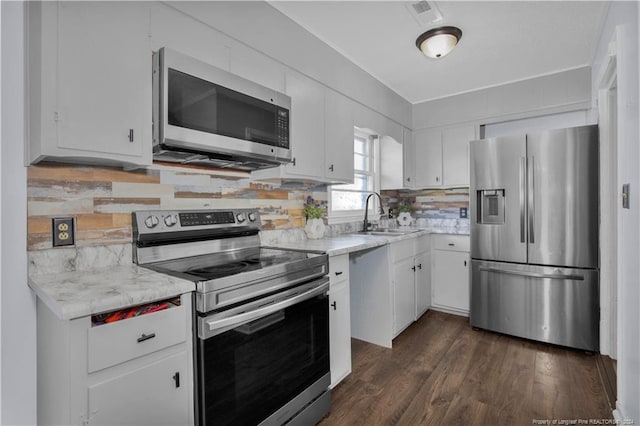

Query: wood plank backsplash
[[27, 163, 327, 251]]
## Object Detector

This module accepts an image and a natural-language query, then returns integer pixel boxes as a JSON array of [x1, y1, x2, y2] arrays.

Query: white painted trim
[[597, 28, 619, 360]]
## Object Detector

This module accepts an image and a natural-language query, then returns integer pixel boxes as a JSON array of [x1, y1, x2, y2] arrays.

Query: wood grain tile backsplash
[[27, 163, 326, 251]]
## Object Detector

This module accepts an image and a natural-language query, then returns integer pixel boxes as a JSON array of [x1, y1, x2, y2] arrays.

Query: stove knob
[[164, 215, 178, 227], [144, 215, 159, 228], [236, 213, 246, 223], [248, 212, 257, 222]]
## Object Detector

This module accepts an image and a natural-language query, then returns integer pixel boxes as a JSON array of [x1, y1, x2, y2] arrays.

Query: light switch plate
[[52, 217, 75, 247], [460, 207, 468, 218]]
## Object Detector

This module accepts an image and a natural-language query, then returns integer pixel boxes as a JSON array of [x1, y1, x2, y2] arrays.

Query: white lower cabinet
[[414, 251, 431, 319], [390, 235, 430, 337], [89, 352, 191, 426], [392, 257, 416, 335], [431, 235, 470, 315], [37, 293, 194, 426], [328, 254, 351, 387]]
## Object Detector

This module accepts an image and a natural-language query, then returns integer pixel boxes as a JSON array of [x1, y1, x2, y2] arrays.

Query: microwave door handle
[[204, 281, 329, 333]]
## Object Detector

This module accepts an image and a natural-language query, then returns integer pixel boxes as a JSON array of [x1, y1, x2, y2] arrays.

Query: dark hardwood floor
[[320, 311, 612, 425]]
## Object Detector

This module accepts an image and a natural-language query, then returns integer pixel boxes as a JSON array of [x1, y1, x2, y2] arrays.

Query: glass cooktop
[[149, 247, 318, 281]]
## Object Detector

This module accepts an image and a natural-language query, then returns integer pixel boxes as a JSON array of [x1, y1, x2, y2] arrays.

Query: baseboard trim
[[596, 354, 617, 411]]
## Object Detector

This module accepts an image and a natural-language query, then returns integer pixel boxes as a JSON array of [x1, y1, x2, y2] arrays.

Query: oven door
[[196, 278, 330, 426]]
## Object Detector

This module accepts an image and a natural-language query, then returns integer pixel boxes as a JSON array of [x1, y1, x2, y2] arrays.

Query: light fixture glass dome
[[416, 26, 462, 59]]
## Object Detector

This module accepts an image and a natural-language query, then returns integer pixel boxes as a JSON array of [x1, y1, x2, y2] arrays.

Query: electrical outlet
[[52, 217, 75, 247], [460, 207, 468, 219]]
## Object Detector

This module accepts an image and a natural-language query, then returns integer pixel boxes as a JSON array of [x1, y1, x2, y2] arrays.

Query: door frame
[[597, 28, 620, 360]]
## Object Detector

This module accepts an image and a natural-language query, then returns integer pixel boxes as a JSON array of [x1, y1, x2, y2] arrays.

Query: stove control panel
[[133, 209, 262, 234]]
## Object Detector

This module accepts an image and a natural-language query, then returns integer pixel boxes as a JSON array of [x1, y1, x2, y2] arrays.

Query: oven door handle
[[204, 281, 330, 333]]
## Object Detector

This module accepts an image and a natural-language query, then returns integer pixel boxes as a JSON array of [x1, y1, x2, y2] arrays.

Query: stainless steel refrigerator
[[470, 125, 599, 351]]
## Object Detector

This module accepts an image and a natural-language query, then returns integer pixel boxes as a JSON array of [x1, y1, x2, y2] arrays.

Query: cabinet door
[[56, 2, 151, 163], [380, 134, 403, 190], [414, 252, 430, 319], [325, 90, 354, 183], [442, 125, 476, 187], [393, 258, 416, 335], [283, 71, 325, 178], [413, 128, 442, 187], [329, 280, 351, 387], [402, 128, 415, 189], [89, 351, 191, 426], [432, 250, 470, 313]]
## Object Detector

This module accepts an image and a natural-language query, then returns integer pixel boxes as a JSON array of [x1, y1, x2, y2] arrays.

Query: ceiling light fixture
[[415, 26, 462, 59]]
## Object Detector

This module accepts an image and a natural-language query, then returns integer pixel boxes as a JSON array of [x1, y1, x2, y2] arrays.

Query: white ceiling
[[270, 1, 610, 104]]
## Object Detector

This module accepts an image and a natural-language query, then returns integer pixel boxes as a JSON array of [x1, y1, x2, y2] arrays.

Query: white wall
[[0, 1, 36, 424], [591, 1, 640, 422], [483, 110, 593, 139]]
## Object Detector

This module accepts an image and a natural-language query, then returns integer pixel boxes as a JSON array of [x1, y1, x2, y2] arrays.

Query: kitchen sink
[[356, 229, 421, 236]]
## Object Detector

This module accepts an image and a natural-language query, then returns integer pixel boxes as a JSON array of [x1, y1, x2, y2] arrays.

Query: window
[[329, 128, 379, 222]]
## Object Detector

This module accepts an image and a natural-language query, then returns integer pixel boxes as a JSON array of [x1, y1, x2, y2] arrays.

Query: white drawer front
[[88, 303, 187, 373], [390, 238, 415, 262], [329, 254, 349, 286], [432, 234, 470, 252], [415, 235, 430, 254]]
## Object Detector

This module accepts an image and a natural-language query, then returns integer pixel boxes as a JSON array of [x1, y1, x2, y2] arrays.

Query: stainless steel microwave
[[152, 47, 292, 170]]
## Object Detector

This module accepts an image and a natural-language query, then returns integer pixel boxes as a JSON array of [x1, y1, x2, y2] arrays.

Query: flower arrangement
[[397, 202, 413, 214], [303, 196, 327, 220]]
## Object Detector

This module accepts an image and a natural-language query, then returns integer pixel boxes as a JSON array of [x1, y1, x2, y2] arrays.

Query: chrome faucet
[[363, 192, 386, 231]]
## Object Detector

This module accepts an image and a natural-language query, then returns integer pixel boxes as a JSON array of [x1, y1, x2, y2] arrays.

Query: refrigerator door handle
[[478, 266, 584, 281], [519, 157, 526, 243], [528, 156, 535, 244]]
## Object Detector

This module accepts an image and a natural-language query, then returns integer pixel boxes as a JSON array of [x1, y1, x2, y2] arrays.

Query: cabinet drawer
[[389, 238, 415, 263], [415, 235, 430, 254], [88, 303, 186, 373], [329, 254, 349, 286], [432, 235, 470, 252]]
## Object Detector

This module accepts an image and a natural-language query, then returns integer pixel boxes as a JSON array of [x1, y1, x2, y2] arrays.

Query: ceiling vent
[[406, 1, 443, 25]]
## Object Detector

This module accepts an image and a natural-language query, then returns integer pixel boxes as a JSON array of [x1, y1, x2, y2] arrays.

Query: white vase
[[304, 218, 326, 239], [397, 212, 413, 227]]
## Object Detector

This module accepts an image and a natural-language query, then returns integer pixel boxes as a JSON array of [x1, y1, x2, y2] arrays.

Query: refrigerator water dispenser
[[478, 189, 505, 224]]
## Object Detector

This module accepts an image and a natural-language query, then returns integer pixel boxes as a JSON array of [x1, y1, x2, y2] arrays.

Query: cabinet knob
[[417, 264, 422, 269], [448, 243, 455, 246], [334, 271, 343, 276], [173, 372, 180, 388], [292, 157, 296, 167], [464, 260, 467, 267], [331, 301, 337, 310], [128, 128, 134, 143], [329, 164, 334, 172], [411, 266, 416, 271], [436, 176, 440, 182], [406, 177, 411, 182]]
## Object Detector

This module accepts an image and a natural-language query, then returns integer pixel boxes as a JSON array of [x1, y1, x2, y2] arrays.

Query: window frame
[[328, 127, 380, 224]]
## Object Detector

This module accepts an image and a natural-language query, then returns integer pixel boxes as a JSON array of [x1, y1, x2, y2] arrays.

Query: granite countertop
[[28, 264, 195, 321], [269, 228, 469, 256]]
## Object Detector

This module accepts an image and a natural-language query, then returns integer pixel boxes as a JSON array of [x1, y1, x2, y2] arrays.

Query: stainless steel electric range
[[132, 209, 331, 426]]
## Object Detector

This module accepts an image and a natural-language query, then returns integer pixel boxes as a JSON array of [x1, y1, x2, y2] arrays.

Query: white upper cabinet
[[442, 125, 476, 187], [283, 71, 326, 179], [414, 128, 443, 187], [403, 128, 415, 189], [380, 135, 403, 190], [149, 2, 231, 71], [28, 1, 152, 167], [252, 73, 355, 183], [408, 124, 477, 189], [325, 89, 355, 183]]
